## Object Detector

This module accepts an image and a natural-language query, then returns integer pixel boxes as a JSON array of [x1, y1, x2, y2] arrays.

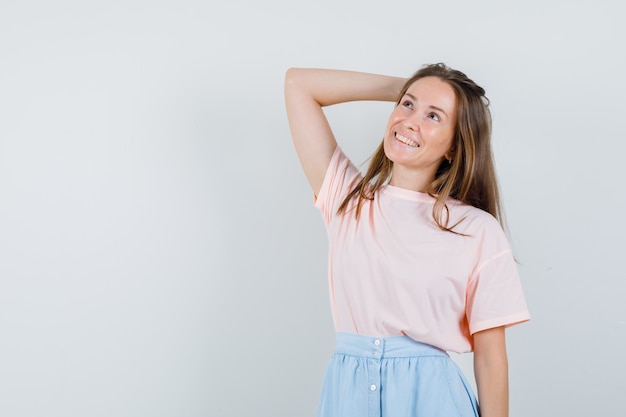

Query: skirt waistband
[[334, 332, 448, 359]]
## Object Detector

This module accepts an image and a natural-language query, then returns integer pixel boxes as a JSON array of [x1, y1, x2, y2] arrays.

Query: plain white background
[[1, 0, 624, 416]]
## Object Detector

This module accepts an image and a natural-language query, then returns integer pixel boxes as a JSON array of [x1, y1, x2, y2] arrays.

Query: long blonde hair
[[337, 63, 502, 232]]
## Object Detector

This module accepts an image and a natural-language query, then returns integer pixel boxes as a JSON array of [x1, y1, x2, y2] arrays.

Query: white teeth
[[395, 133, 419, 147]]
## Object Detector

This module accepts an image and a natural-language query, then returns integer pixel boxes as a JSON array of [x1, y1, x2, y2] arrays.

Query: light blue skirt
[[317, 333, 480, 417]]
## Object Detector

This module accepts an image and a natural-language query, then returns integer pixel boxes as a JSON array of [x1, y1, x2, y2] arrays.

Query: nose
[[403, 112, 421, 132]]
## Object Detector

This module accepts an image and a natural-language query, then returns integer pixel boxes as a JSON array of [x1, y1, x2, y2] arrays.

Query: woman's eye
[[402, 100, 413, 109], [428, 113, 440, 122]]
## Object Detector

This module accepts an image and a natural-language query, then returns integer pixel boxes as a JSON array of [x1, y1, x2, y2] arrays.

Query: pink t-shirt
[[315, 147, 530, 353]]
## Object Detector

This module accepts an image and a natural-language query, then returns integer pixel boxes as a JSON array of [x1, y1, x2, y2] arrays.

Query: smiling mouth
[[395, 133, 420, 147]]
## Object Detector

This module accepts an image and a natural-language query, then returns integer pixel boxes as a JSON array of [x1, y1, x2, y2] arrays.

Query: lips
[[395, 132, 420, 147]]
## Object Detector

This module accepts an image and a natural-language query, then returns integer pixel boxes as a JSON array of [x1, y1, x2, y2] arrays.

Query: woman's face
[[383, 76, 457, 190]]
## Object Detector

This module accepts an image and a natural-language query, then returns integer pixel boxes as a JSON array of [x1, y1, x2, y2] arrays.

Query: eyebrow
[[405, 93, 449, 117]]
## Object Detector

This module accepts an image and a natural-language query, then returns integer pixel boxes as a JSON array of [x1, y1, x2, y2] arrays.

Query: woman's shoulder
[[447, 199, 505, 236], [314, 146, 363, 216]]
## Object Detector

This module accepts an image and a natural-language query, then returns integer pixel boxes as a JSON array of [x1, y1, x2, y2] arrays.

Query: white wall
[[1, 0, 624, 416]]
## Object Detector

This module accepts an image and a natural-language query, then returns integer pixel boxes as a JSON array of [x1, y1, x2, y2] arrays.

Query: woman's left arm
[[473, 326, 509, 417]]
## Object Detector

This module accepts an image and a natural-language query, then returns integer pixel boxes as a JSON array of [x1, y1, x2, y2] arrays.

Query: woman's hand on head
[[284, 68, 406, 195]]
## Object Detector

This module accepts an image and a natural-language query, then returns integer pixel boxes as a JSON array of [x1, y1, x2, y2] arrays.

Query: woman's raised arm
[[284, 68, 405, 195]]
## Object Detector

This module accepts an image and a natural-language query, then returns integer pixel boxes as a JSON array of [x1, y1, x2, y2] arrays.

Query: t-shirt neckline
[[380, 184, 436, 203]]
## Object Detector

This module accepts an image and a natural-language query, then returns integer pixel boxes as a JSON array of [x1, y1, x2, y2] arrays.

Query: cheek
[[384, 115, 396, 132], [384, 119, 397, 142], [382, 136, 395, 160], [442, 136, 456, 156], [386, 108, 403, 128], [383, 135, 391, 153], [435, 126, 455, 147]]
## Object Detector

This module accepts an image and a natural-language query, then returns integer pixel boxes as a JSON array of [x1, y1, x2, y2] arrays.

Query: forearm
[[473, 327, 509, 417], [284, 68, 406, 107]]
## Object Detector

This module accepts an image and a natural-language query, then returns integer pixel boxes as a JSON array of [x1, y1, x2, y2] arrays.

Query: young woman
[[284, 64, 530, 417]]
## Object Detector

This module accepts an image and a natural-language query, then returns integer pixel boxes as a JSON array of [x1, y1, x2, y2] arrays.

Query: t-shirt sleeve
[[314, 146, 362, 225], [465, 222, 531, 335]]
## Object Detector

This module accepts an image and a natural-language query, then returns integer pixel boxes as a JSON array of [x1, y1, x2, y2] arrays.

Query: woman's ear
[[444, 149, 455, 163]]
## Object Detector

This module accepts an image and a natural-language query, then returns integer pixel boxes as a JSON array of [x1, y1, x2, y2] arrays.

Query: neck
[[388, 166, 436, 193]]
